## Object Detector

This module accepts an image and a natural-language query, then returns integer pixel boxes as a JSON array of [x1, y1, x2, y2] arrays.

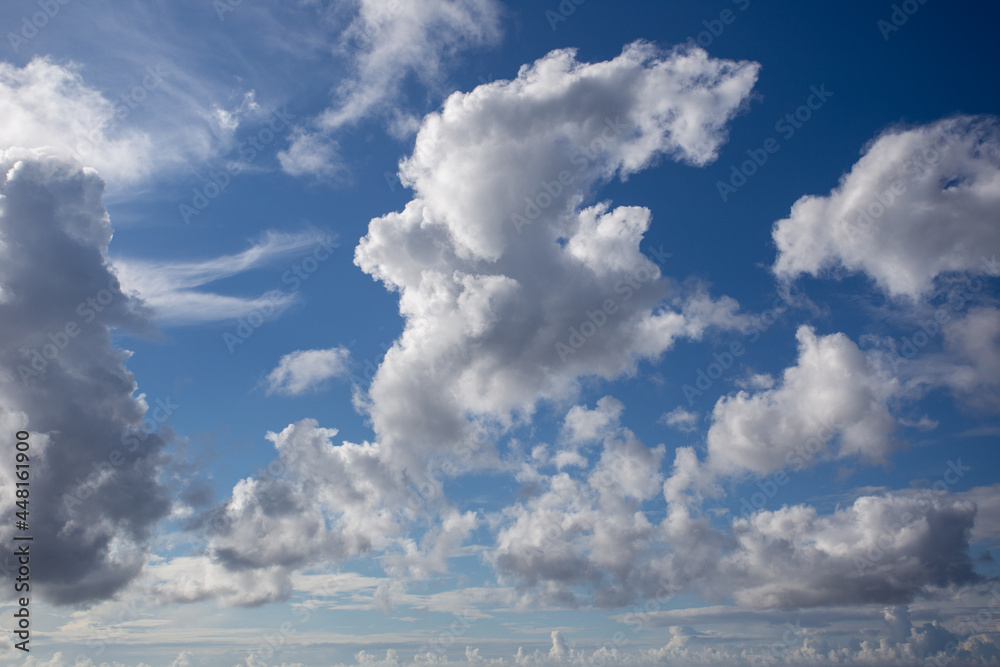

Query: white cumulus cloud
[[265, 346, 352, 396], [772, 115, 1000, 299], [355, 41, 759, 474]]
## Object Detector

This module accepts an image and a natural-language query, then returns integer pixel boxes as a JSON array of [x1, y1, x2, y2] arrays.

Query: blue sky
[[1, 1, 1000, 666]]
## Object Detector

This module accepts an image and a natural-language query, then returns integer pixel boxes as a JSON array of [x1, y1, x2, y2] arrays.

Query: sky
[[0, 0, 999, 665]]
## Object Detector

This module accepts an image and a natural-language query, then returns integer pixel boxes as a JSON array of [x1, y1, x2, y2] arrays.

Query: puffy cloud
[[142, 39, 758, 613], [265, 346, 352, 396], [649, 321, 999, 613], [561, 396, 624, 445], [383, 508, 478, 580], [658, 326, 908, 573], [201, 420, 402, 579], [169, 652, 194, 667], [490, 399, 667, 608], [772, 115, 1000, 299], [149, 555, 293, 608], [724, 492, 981, 608], [547, 396, 626, 469], [769, 115, 1000, 421], [186, 419, 480, 603], [392, 42, 758, 261], [491, 470, 665, 609], [355, 42, 758, 470], [0, 149, 171, 604], [489, 397, 984, 611], [706, 325, 900, 476]]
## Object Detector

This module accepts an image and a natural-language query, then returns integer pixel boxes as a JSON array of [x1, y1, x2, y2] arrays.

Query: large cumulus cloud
[[355, 42, 759, 472], [0, 149, 171, 604]]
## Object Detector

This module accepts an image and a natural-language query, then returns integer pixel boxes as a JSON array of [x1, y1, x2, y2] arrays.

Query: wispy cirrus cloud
[[113, 230, 337, 325], [277, 0, 504, 178]]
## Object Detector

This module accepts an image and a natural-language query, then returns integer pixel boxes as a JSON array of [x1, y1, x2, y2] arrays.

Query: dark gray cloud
[[0, 149, 171, 604]]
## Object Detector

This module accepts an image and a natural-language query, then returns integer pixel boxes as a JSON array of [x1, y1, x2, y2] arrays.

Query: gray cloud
[[0, 149, 171, 604]]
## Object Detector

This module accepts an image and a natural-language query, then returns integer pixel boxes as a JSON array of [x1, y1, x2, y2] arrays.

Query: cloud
[[0, 2, 503, 185], [323, 0, 503, 131], [908, 306, 1000, 412], [486, 394, 984, 612], [772, 115, 1000, 299], [187, 600, 997, 667], [113, 231, 337, 325], [561, 396, 624, 445], [724, 492, 982, 608], [178, 419, 475, 604], [383, 508, 478, 580], [957, 484, 1000, 545], [0, 55, 237, 190], [611, 604, 999, 667], [12, 597, 1000, 666], [705, 325, 900, 476], [0, 6, 441, 194], [0, 57, 158, 185], [169, 652, 193, 667], [769, 114, 1000, 419], [355, 42, 759, 472], [203, 421, 400, 577], [212, 90, 260, 134], [277, 128, 345, 181], [0, 149, 171, 604], [494, 475, 988, 612], [659, 407, 699, 432], [145, 39, 758, 613], [149, 555, 295, 608], [278, 0, 504, 179], [265, 346, 352, 396], [490, 398, 668, 608], [656, 325, 911, 590]]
